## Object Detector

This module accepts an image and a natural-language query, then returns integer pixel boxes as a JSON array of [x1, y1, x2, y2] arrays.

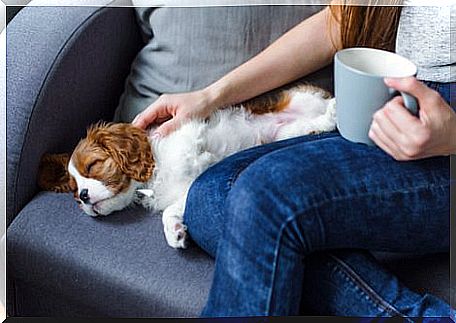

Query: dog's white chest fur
[[139, 91, 336, 248]]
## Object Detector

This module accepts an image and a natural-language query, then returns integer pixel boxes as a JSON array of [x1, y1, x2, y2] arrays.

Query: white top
[[396, 2, 455, 82]]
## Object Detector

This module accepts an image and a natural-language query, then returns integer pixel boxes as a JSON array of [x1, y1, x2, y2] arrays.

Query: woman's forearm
[[203, 7, 339, 108]]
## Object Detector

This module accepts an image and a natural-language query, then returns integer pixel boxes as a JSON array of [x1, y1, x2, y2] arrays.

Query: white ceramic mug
[[335, 47, 419, 145]]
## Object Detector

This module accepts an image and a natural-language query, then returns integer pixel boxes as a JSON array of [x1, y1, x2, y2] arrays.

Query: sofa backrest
[[114, 5, 333, 122]]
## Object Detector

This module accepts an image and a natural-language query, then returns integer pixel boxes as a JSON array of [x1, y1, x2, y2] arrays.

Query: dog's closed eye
[[86, 160, 102, 174]]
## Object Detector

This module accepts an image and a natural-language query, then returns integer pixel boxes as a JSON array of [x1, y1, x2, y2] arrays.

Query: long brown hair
[[330, 0, 403, 52]]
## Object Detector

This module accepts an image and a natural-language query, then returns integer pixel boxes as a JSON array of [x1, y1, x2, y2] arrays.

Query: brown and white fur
[[38, 85, 337, 249]]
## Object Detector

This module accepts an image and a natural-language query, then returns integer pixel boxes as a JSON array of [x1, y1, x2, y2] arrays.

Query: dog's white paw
[[163, 218, 188, 249], [161, 199, 188, 249]]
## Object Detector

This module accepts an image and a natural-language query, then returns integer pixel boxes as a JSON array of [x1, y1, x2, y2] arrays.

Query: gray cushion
[[373, 252, 450, 304], [7, 192, 214, 317], [114, 5, 327, 122], [7, 192, 449, 317]]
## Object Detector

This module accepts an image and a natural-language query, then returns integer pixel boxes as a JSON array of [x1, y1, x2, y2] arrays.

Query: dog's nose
[[79, 189, 90, 203]]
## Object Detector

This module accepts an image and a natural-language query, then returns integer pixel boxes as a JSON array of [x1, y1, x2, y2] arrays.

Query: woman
[[133, 2, 455, 318]]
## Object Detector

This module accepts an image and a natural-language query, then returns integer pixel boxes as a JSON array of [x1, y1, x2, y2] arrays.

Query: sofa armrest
[[6, 4, 143, 226]]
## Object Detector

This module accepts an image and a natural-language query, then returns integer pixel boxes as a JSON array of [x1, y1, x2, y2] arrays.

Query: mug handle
[[388, 88, 419, 116]]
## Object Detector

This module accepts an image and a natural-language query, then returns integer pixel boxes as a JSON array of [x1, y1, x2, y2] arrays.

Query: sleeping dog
[[38, 85, 336, 249]]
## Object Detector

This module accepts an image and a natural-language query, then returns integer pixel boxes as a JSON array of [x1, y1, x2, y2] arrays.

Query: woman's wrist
[[201, 81, 231, 110]]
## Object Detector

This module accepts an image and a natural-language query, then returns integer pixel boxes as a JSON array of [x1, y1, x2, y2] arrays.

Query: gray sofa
[[6, 5, 450, 317]]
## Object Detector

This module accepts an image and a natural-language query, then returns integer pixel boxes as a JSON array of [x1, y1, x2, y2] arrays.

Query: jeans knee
[[224, 166, 296, 239], [184, 175, 209, 227], [224, 159, 329, 254], [183, 164, 233, 257]]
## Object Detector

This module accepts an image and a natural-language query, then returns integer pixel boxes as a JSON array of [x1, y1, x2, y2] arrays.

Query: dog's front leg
[[162, 197, 188, 249]]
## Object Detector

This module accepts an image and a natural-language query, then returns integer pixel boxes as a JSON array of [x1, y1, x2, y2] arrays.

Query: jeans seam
[[226, 161, 257, 190], [328, 253, 414, 321], [265, 181, 449, 316]]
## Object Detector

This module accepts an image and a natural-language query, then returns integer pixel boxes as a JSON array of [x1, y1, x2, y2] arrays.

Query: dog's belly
[[146, 90, 333, 211], [254, 91, 329, 141], [142, 86, 335, 249], [153, 90, 331, 174]]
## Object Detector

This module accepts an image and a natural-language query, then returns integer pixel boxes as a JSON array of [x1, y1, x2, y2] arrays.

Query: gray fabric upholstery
[[114, 5, 330, 122], [8, 192, 214, 317], [6, 4, 450, 318], [373, 252, 450, 304], [6, 5, 143, 227], [7, 193, 448, 317]]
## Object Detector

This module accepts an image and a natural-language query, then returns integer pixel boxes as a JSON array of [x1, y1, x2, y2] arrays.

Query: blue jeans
[[183, 82, 453, 319]]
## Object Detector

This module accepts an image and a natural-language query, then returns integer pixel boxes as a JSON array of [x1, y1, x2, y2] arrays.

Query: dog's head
[[38, 122, 154, 216]]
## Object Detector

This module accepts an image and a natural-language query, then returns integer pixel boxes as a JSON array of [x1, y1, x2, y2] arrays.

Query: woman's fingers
[[153, 117, 182, 137], [132, 90, 215, 135], [369, 116, 407, 160], [381, 96, 421, 131], [384, 77, 429, 104], [132, 97, 173, 129], [369, 96, 425, 160], [372, 99, 406, 142], [131, 113, 146, 128], [132, 105, 161, 129], [384, 77, 444, 116], [368, 124, 398, 159]]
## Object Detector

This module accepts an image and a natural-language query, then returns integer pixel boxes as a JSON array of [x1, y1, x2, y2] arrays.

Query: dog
[[38, 84, 337, 248]]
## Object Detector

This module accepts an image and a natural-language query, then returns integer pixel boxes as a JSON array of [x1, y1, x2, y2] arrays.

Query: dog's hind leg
[[276, 98, 337, 140]]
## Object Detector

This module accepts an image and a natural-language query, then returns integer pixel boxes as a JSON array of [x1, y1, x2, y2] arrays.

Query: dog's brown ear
[[90, 123, 154, 182], [37, 153, 73, 193]]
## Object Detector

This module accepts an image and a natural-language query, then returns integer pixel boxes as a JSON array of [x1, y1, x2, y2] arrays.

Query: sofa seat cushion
[[8, 193, 449, 316], [7, 192, 214, 317], [373, 251, 449, 304]]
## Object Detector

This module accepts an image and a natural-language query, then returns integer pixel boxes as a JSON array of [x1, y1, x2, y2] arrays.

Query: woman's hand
[[369, 77, 456, 161], [132, 89, 218, 138]]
